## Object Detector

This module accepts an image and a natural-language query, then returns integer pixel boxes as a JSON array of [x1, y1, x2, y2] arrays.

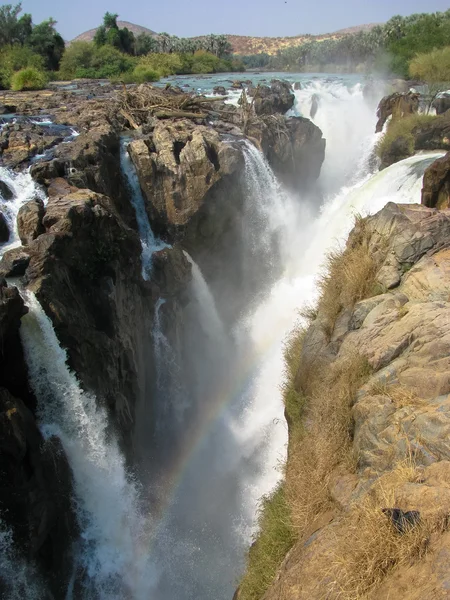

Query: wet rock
[[375, 91, 420, 133], [0, 247, 30, 277], [432, 94, 450, 115], [0, 122, 63, 168], [0, 212, 9, 243], [0, 387, 77, 596], [231, 80, 243, 89], [247, 114, 325, 189], [422, 151, 450, 209], [294, 82, 301, 90], [248, 79, 294, 116], [17, 198, 45, 245], [128, 120, 243, 229], [0, 180, 14, 200], [213, 86, 227, 95]]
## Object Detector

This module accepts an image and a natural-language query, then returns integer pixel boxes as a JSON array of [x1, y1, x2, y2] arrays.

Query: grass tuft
[[376, 113, 437, 162]]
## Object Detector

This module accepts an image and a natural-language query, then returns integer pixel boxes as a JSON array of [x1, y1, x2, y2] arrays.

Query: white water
[[290, 81, 380, 195], [183, 251, 226, 339], [0, 167, 46, 252], [0, 520, 42, 600], [19, 291, 157, 600], [120, 138, 167, 279]]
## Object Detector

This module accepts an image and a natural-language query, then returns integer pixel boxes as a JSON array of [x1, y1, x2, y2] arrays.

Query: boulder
[[0, 247, 30, 277], [0, 121, 63, 168], [128, 120, 243, 229], [247, 114, 325, 189], [0, 180, 14, 200], [375, 91, 420, 133], [0, 211, 9, 243], [213, 86, 227, 96], [248, 79, 294, 116], [432, 94, 450, 115], [294, 82, 302, 90], [17, 198, 45, 245], [422, 151, 450, 209]]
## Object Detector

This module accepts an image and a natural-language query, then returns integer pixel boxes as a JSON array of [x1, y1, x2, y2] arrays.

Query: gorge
[[1, 74, 450, 600]]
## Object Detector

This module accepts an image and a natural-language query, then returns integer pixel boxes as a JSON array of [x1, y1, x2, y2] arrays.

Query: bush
[[138, 53, 183, 77], [58, 41, 135, 80], [132, 64, 160, 83], [0, 45, 45, 89], [376, 113, 437, 162], [410, 46, 450, 102], [10, 67, 48, 91]]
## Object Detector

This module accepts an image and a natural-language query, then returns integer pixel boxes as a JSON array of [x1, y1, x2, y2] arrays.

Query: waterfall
[[0, 520, 43, 600], [120, 137, 167, 279], [183, 251, 225, 339], [290, 81, 381, 195], [0, 167, 46, 252], [19, 291, 157, 600]]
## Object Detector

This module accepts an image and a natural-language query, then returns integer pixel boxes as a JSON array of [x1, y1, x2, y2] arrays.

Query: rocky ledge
[[254, 202, 450, 599]]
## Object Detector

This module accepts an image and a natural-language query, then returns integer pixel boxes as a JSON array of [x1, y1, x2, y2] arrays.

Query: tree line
[[0, 4, 242, 90]]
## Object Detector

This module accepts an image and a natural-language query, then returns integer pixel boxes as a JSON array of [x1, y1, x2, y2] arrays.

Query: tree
[[0, 3, 22, 45], [103, 12, 118, 30], [28, 18, 65, 70], [135, 33, 158, 55], [94, 12, 135, 54], [409, 47, 450, 110]]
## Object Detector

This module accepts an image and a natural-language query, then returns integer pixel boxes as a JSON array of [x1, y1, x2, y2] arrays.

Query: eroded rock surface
[[248, 79, 295, 116], [422, 151, 450, 209], [375, 91, 420, 133]]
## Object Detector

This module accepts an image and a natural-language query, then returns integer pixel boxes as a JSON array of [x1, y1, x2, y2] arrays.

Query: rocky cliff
[[238, 198, 450, 599]]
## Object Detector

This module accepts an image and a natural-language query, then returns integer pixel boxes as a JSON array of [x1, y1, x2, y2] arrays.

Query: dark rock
[[310, 94, 319, 119], [422, 151, 450, 209], [0, 387, 77, 596], [0, 211, 9, 242], [248, 79, 294, 116], [213, 86, 227, 96], [382, 508, 421, 534], [432, 94, 450, 115], [247, 114, 325, 189], [17, 198, 45, 245], [231, 80, 243, 89], [0, 180, 14, 200], [376, 92, 420, 133], [0, 247, 30, 277], [294, 82, 301, 90]]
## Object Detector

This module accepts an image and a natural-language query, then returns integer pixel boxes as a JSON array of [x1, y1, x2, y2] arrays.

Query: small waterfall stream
[[120, 137, 167, 278]]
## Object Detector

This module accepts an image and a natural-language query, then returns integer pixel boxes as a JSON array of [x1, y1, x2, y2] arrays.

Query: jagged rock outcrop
[[433, 94, 450, 115], [422, 151, 450, 209], [261, 203, 450, 600], [0, 180, 14, 200], [375, 91, 420, 133], [248, 80, 295, 116], [247, 114, 325, 189], [128, 120, 244, 231], [17, 198, 45, 245], [0, 120, 64, 168], [0, 211, 9, 242], [0, 247, 30, 277]]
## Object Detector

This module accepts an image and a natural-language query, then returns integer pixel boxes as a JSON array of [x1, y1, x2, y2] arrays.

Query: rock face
[[17, 198, 45, 245], [0, 279, 77, 598], [248, 79, 295, 116], [129, 120, 244, 230], [375, 91, 420, 133], [262, 203, 450, 600], [247, 114, 325, 189], [422, 151, 450, 209], [0, 211, 9, 242]]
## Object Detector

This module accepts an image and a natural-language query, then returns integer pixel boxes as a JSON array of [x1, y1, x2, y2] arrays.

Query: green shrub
[[132, 64, 160, 83], [10, 67, 48, 91], [0, 45, 45, 89], [59, 41, 135, 80], [376, 113, 437, 160], [138, 53, 182, 77], [238, 484, 296, 600]]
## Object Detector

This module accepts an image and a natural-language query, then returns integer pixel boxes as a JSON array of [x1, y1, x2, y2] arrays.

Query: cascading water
[[19, 291, 157, 600], [120, 137, 167, 278], [290, 81, 381, 195], [0, 167, 46, 251]]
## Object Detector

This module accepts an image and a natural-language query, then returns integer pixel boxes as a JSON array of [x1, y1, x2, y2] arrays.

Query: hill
[[72, 21, 157, 43]]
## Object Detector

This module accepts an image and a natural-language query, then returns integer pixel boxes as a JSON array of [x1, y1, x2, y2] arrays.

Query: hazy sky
[[19, 0, 450, 41]]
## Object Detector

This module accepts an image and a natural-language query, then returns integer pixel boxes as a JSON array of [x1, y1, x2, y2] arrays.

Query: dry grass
[[376, 113, 437, 162], [317, 216, 383, 338], [369, 381, 425, 409], [326, 460, 447, 599], [286, 351, 372, 533]]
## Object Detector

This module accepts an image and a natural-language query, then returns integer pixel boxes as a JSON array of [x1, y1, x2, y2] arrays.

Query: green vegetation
[[249, 10, 450, 76], [410, 46, 450, 104], [238, 484, 296, 600], [10, 65, 47, 90], [376, 113, 437, 161]]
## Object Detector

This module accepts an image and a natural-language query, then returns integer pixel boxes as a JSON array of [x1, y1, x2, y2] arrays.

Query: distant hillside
[[72, 21, 157, 43], [199, 24, 382, 55], [71, 21, 381, 55]]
